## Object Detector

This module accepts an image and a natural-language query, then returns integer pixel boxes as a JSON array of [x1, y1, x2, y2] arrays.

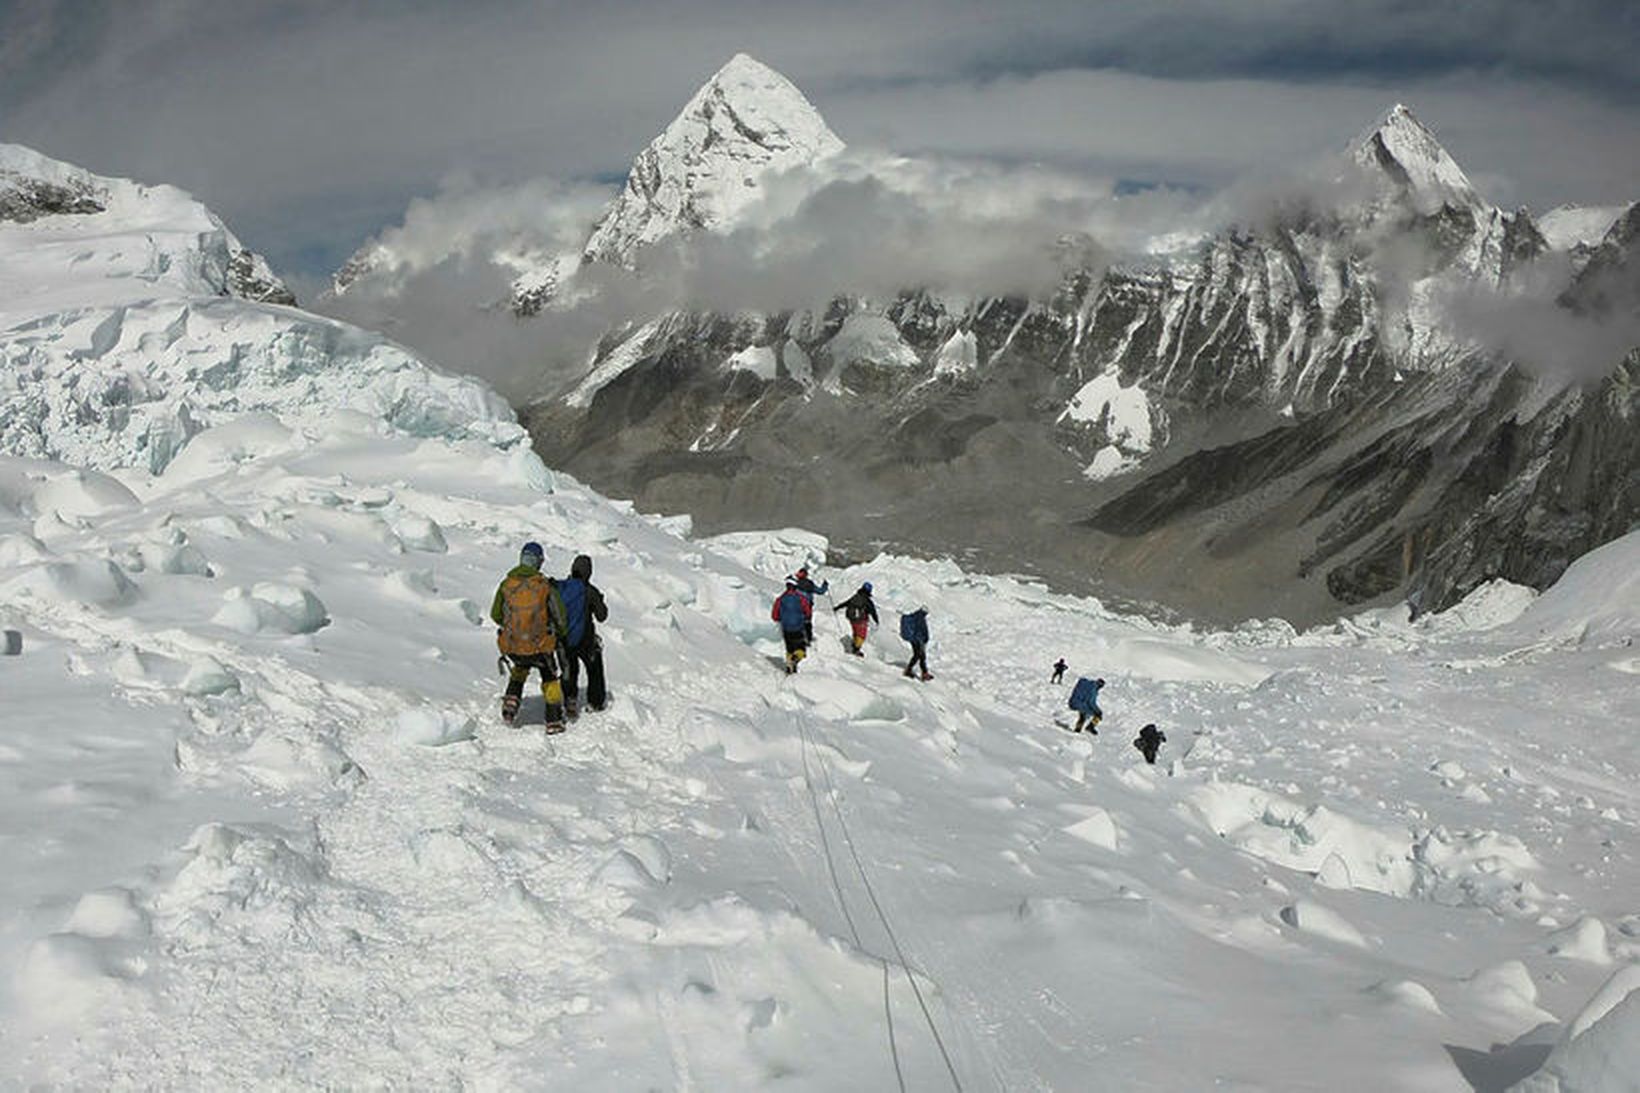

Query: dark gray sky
[[4, 0, 1637, 287]]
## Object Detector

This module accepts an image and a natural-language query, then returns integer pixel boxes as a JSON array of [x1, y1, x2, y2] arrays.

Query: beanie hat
[[520, 541, 544, 568]]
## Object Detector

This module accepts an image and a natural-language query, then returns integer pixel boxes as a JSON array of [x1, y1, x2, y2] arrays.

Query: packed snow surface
[[3, 402, 1638, 1088]]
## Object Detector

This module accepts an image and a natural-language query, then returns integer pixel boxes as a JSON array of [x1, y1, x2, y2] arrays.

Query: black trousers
[[504, 653, 564, 723], [906, 641, 928, 675], [562, 639, 606, 710]]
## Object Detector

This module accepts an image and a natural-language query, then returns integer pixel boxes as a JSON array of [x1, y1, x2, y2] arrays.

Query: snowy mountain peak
[[581, 53, 844, 265], [1, 141, 294, 305], [1352, 103, 1482, 214]]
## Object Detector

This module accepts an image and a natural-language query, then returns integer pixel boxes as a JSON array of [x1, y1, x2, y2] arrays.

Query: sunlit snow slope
[[2, 146, 1638, 1091]]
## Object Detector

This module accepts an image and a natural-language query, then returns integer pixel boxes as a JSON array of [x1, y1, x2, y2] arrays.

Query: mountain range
[[330, 54, 1638, 625]]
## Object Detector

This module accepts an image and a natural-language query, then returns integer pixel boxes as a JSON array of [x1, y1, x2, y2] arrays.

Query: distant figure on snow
[[899, 606, 932, 681], [1068, 676, 1105, 734], [1134, 723, 1167, 765], [834, 581, 878, 656], [792, 566, 829, 646], [772, 578, 813, 674], [1052, 658, 1068, 684], [491, 541, 569, 732], [558, 553, 609, 716]]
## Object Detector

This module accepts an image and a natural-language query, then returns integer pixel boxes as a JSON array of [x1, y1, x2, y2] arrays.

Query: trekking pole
[[825, 591, 845, 640]]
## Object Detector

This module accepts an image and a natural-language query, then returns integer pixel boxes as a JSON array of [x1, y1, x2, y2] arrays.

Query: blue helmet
[[520, 541, 544, 568], [862, 581, 873, 593]]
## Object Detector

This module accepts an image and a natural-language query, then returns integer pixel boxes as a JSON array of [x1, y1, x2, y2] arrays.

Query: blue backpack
[[899, 611, 928, 644], [1069, 677, 1103, 713], [559, 577, 589, 647]]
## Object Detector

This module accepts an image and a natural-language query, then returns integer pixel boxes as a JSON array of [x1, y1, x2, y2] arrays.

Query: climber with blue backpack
[[1068, 676, 1106, 733], [772, 578, 813, 674], [899, 606, 932, 681], [558, 553, 609, 716]]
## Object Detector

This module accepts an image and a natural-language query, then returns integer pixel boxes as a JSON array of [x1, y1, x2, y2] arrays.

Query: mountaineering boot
[[501, 693, 520, 726], [565, 697, 580, 721], [903, 667, 915, 678], [920, 671, 933, 681]]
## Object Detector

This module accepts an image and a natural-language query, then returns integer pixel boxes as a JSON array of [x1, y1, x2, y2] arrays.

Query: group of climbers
[[489, 540, 1163, 762], [490, 542, 608, 733], [1057, 660, 1167, 764], [770, 566, 933, 681]]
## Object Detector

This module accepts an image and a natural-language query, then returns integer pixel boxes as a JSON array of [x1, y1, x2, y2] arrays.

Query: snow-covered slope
[[4, 414, 1639, 1087], [1539, 204, 1628, 252], [5, 147, 1639, 1092], [1, 143, 295, 306], [0, 144, 514, 473]]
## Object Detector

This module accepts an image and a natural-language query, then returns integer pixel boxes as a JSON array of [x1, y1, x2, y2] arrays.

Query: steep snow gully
[[2, 410, 1638, 1090]]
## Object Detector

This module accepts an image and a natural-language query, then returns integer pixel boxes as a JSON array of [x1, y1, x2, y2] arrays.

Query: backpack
[[560, 577, 589, 647], [899, 612, 926, 644], [1069, 677, 1101, 713], [498, 573, 558, 656], [845, 599, 868, 623]]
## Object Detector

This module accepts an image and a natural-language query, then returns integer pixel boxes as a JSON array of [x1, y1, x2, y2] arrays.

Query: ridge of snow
[[582, 53, 844, 266], [1, 142, 293, 305], [1, 146, 516, 472], [1537, 204, 1627, 251]]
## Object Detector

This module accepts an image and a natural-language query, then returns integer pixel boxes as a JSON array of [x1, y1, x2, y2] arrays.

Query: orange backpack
[[498, 573, 558, 656]]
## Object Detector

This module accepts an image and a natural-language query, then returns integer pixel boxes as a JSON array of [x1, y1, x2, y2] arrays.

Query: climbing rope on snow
[[794, 707, 905, 1092], [796, 709, 965, 1093]]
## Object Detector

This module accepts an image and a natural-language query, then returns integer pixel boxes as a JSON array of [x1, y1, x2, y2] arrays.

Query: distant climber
[[1052, 658, 1068, 684], [558, 553, 609, 716], [899, 606, 932, 681], [833, 581, 878, 656], [491, 541, 569, 732], [772, 578, 813, 674], [793, 566, 829, 646], [1134, 723, 1167, 765], [1068, 677, 1105, 734]]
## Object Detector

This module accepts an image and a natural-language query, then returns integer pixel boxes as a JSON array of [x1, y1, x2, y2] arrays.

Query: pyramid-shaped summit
[[1352, 103, 1481, 215], [583, 53, 844, 265]]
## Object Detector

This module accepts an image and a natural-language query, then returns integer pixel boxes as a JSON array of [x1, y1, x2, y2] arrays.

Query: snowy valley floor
[[1, 421, 1638, 1091]]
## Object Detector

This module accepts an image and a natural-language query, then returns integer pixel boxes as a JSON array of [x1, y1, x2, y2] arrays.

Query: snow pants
[[850, 618, 869, 652], [782, 628, 808, 667], [505, 653, 564, 725], [562, 638, 606, 712], [905, 641, 928, 677]]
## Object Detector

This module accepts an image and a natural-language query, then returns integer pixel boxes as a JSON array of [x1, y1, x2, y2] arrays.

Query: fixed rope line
[[799, 710, 965, 1093], [794, 710, 905, 1093]]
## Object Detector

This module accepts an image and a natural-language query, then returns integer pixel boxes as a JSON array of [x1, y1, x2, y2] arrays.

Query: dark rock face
[[226, 249, 298, 306], [0, 177, 106, 222]]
